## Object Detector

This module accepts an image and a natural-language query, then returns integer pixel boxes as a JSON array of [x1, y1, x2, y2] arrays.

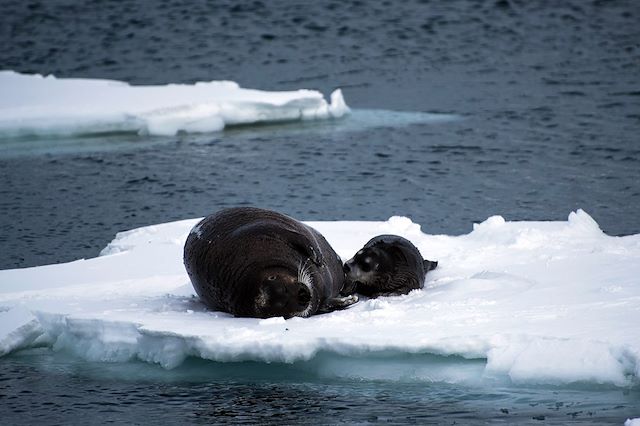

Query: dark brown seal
[[342, 234, 438, 298], [183, 207, 357, 318]]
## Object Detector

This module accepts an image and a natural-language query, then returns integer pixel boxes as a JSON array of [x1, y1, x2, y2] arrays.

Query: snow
[[1, 209, 639, 388], [626, 419, 640, 426], [0, 71, 349, 137]]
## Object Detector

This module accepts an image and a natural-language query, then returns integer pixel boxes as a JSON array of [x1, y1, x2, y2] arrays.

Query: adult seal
[[342, 234, 438, 298], [183, 207, 358, 318]]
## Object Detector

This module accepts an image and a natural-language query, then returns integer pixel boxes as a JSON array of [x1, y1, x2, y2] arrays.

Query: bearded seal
[[183, 207, 357, 318], [342, 235, 438, 298]]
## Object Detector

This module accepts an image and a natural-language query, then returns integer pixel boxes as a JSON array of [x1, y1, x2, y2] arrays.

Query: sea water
[[3, 349, 639, 425], [1, 0, 639, 423]]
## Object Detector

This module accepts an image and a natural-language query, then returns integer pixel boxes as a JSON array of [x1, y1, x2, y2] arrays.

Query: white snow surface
[[1, 210, 639, 387], [626, 419, 640, 426], [0, 71, 349, 137]]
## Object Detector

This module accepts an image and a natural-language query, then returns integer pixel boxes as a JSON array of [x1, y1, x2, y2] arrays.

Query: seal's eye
[[268, 275, 277, 281], [361, 257, 372, 272]]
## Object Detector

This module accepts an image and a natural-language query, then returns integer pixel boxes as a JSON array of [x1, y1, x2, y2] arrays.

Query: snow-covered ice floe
[[1, 210, 639, 387], [0, 71, 349, 137]]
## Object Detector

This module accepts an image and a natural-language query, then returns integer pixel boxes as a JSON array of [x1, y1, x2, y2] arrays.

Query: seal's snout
[[343, 259, 363, 281], [340, 260, 359, 296], [296, 281, 311, 307]]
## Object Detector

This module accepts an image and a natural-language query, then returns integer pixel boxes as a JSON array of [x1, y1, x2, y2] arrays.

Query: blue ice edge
[[0, 109, 460, 157], [7, 347, 637, 391]]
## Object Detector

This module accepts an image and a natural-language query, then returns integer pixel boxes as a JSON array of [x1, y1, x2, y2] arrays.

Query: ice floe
[[0, 71, 349, 137], [1, 210, 639, 387]]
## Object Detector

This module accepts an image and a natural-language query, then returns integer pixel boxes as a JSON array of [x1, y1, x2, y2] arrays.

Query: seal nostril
[[297, 283, 311, 305], [343, 263, 351, 273]]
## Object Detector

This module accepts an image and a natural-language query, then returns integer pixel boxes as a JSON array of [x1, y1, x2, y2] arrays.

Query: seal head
[[342, 234, 437, 298], [251, 264, 314, 318]]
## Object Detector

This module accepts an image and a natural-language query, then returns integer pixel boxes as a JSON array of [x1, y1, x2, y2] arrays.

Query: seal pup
[[183, 207, 357, 318], [342, 235, 438, 298]]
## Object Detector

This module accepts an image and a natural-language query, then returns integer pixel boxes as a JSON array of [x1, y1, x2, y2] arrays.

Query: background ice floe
[[0, 71, 349, 137], [0, 209, 639, 388]]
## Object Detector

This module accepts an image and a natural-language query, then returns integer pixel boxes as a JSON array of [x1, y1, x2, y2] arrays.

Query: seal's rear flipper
[[317, 295, 359, 314], [424, 260, 438, 271]]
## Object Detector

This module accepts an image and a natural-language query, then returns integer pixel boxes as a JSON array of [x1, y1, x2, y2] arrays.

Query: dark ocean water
[[1, 0, 639, 269], [1, 0, 639, 424], [2, 349, 639, 425]]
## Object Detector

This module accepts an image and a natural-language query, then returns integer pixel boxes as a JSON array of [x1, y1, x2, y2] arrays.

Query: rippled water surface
[[1, 0, 639, 269], [2, 350, 639, 425], [1, 0, 639, 423]]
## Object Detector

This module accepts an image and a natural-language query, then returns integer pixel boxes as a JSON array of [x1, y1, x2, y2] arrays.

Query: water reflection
[[0, 109, 458, 158]]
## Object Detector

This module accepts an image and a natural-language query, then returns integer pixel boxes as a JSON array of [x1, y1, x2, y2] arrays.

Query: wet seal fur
[[342, 234, 438, 298], [183, 207, 357, 318]]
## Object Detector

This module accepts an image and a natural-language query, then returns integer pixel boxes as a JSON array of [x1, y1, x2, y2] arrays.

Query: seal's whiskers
[[297, 259, 315, 317]]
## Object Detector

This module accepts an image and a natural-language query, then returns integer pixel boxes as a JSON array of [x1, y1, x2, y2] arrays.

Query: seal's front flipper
[[276, 225, 324, 266], [339, 279, 357, 297], [288, 239, 323, 266], [305, 244, 323, 266], [317, 295, 359, 314], [424, 259, 438, 271]]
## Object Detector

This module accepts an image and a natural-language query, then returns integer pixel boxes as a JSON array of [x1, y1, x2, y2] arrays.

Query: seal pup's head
[[342, 235, 438, 298], [341, 246, 395, 296], [252, 262, 318, 319]]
